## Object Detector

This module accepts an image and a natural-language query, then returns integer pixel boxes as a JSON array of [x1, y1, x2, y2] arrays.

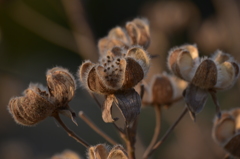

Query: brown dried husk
[[224, 134, 240, 158]]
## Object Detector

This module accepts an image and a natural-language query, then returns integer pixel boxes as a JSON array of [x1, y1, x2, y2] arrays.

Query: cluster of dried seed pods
[[168, 44, 240, 119], [212, 108, 240, 158], [141, 72, 187, 107], [79, 46, 150, 123], [88, 144, 128, 159], [8, 67, 76, 126], [98, 18, 150, 55]]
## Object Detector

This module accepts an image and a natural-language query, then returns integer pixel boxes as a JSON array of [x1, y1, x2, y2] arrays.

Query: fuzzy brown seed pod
[[126, 18, 150, 49], [8, 84, 55, 126], [168, 44, 240, 119], [79, 46, 150, 95], [141, 73, 187, 107], [212, 108, 240, 158], [88, 144, 128, 159], [46, 67, 76, 106], [51, 150, 82, 159], [98, 18, 150, 56]]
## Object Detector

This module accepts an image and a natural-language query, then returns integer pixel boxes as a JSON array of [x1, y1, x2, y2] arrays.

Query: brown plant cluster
[[6, 14, 240, 159]]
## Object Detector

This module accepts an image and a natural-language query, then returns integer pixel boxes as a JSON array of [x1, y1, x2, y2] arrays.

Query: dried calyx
[[88, 144, 128, 159], [212, 108, 240, 158], [98, 18, 150, 56], [79, 46, 150, 125], [168, 44, 240, 120], [141, 72, 187, 107], [8, 67, 77, 126]]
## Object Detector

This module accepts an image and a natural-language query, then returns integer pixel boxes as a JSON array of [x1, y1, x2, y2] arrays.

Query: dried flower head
[[8, 67, 77, 126], [87, 144, 128, 159], [98, 18, 150, 55], [79, 46, 150, 95], [79, 46, 149, 124], [212, 108, 240, 158], [168, 44, 240, 119], [141, 72, 187, 107]]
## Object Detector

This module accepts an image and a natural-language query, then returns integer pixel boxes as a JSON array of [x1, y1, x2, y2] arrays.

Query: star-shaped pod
[[212, 108, 240, 158], [79, 46, 150, 124], [167, 44, 239, 119], [8, 67, 77, 126], [88, 144, 128, 159]]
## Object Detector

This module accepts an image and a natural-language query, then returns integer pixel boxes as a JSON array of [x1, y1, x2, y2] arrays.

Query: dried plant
[[7, 16, 240, 159]]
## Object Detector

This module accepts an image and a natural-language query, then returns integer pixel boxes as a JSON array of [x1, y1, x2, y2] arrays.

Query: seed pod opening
[[126, 18, 150, 49], [167, 47, 195, 81], [88, 144, 109, 159], [108, 27, 130, 44], [46, 67, 76, 106]]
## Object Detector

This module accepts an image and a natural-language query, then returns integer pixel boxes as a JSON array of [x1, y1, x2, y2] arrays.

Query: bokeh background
[[1, 0, 240, 158]]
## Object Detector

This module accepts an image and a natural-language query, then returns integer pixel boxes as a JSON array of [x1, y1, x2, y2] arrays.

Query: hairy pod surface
[[46, 67, 76, 106], [8, 84, 54, 126]]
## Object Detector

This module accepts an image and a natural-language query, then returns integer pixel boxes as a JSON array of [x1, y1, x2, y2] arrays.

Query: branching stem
[[53, 113, 90, 148]]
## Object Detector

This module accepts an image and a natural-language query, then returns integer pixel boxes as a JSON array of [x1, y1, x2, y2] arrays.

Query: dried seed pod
[[88, 144, 109, 159], [126, 18, 150, 49], [180, 44, 199, 60], [51, 150, 82, 159], [142, 73, 187, 107], [8, 84, 54, 126], [46, 67, 76, 106], [167, 47, 196, 82], [212, 109, 240, 158], [107, 145, 128, 159], [79, 47, 150, 94]]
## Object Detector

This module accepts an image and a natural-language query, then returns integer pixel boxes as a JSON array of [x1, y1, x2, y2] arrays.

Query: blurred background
[[0, 0, 240, 158]]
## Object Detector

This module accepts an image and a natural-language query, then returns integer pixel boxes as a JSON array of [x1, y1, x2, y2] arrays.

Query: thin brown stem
[[79, 111, 117, 145], [209, 90, 221, 118], [53, 113, 90, 148], [148, 107, 188, 157], [125, 125, 136, 159], [143, 105, 161, 159]]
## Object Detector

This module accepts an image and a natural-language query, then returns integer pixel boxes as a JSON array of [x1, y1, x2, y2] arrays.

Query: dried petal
[[126, 18, 150, 49], [191, 59, 217, 89], [108, 27, 130, 44], [224, 134, 240, 158], [180, 44, 199, 60], [98, 37, 128, 56], [102, 95, 115, 123], [212, 112, 236, 144], [107, 145, 128, 159], [184, 84, 208, 116], [46, 67, 76, 106], [167, 48, 195, 81], [215, 61, 239, 90], [113, 89, 141, 126], [122, 57, 144, 89], [88, 144, 109, 159], [78, 60, 95, 91], [126, 46, 150, 76]]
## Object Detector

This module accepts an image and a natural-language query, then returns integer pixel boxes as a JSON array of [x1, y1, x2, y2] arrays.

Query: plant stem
[[148, 107, 188, 157], [143, 105, 161, 159], [53, 113, 90, 148], [79, 111, 117, 145]]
